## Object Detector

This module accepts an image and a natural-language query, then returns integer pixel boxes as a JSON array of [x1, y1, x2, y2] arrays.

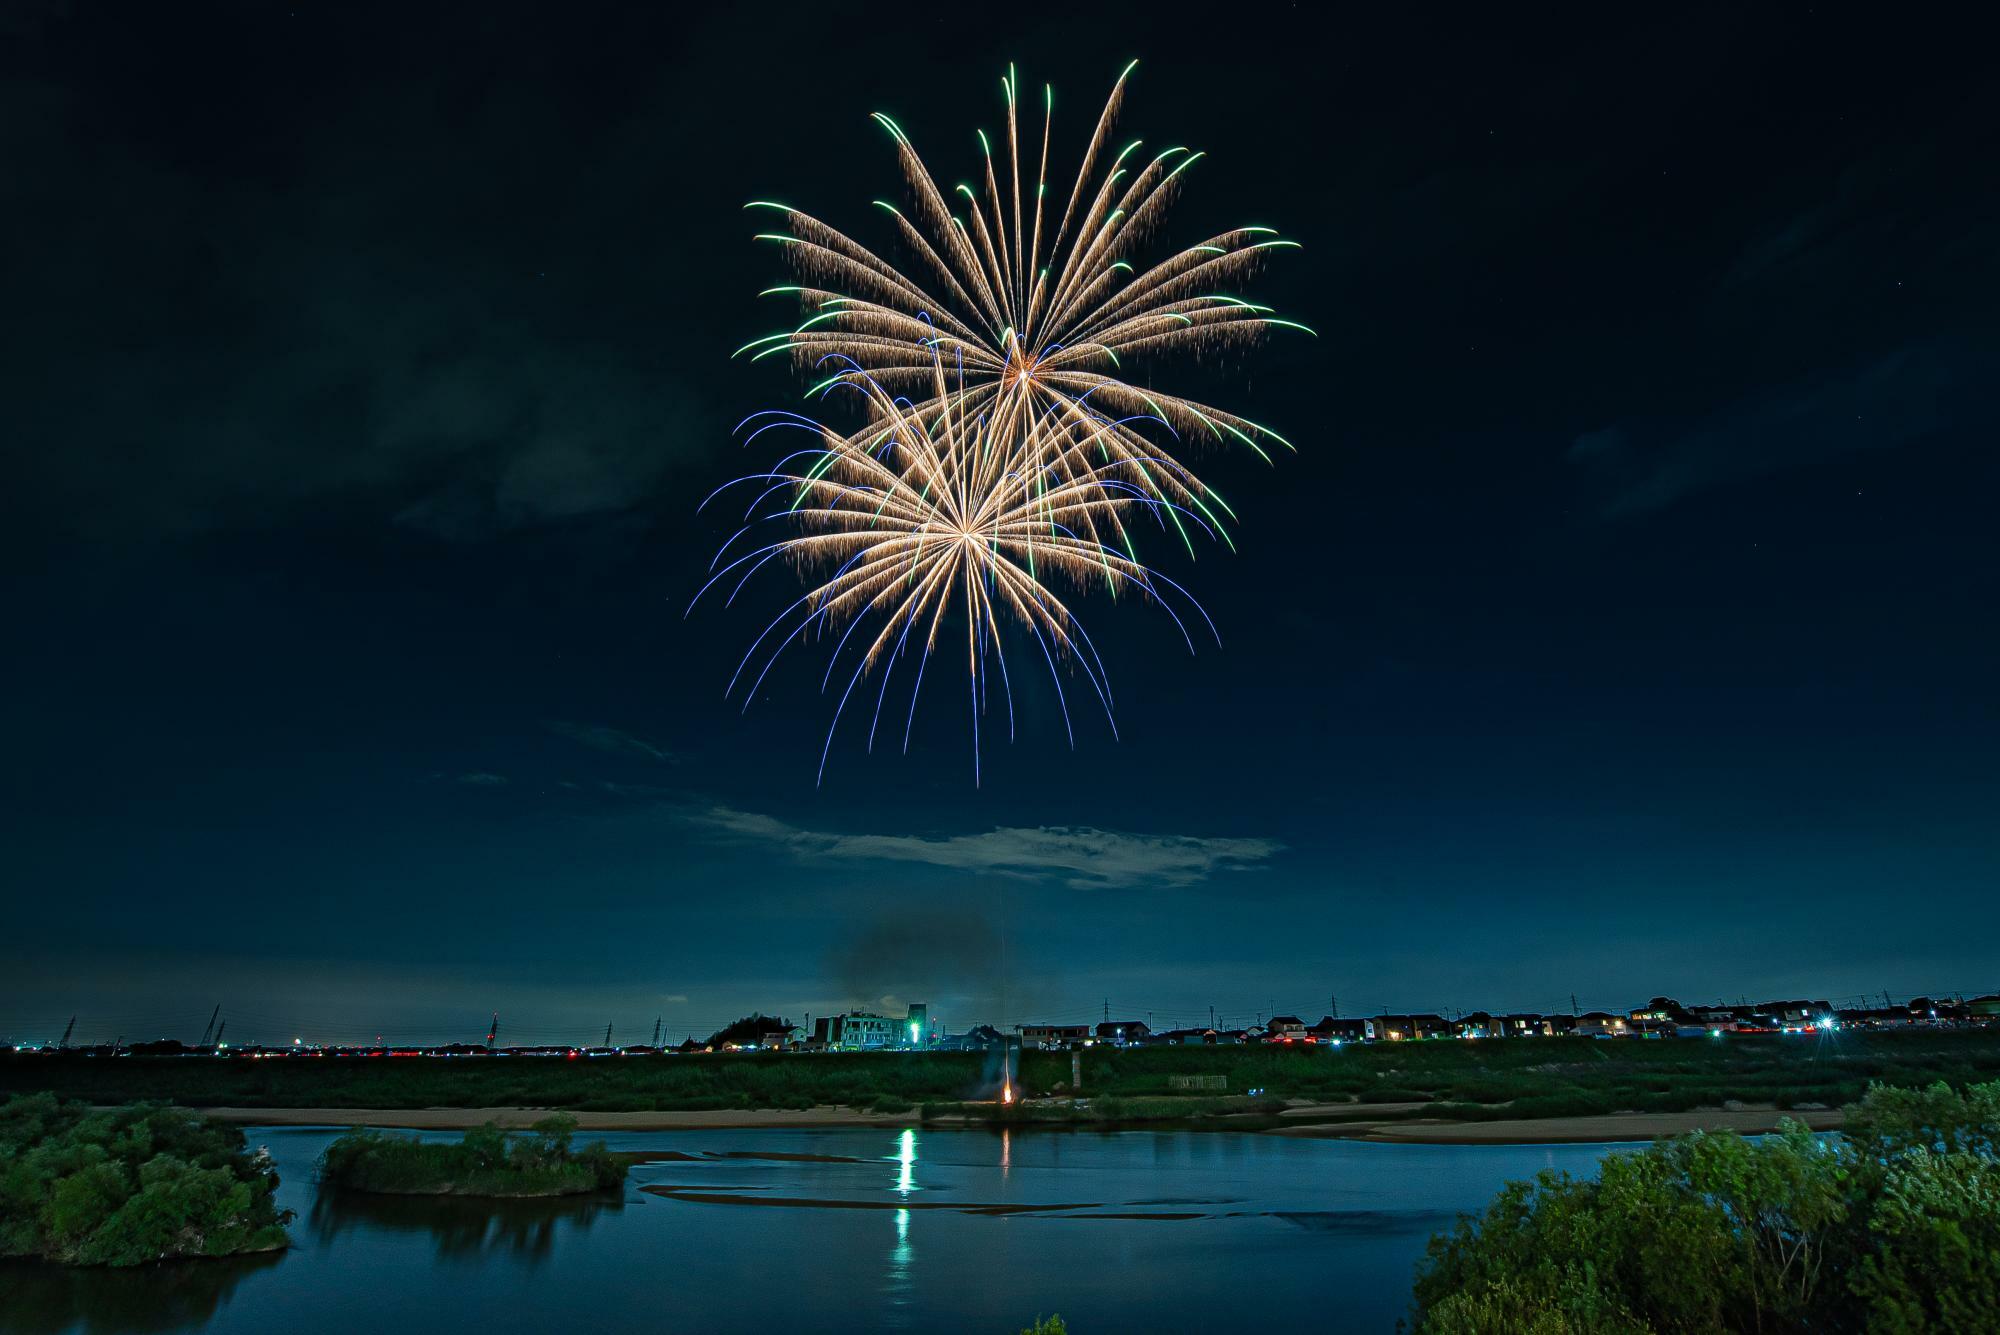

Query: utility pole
[[487, 1013, 499, 1050], [1331, 995, 1339, 1020], [59, 1016, 74, 1050], [199, 1005, 220, 1047], [1570, 993, 1579, 1018], [214, 1021, 226, 1048], [652, 1016, 662, 1048], [603, 1022, 613, 1049]]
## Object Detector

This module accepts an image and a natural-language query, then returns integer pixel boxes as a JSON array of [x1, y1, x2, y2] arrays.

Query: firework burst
[[735, 60, 1311, 486], [694, 353, 1219, 783], [699, 64, 1303, 780]]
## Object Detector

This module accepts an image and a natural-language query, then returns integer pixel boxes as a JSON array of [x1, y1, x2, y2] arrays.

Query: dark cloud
[[1569, 338, 1987, 516], [685, 805, 1283, 889], [826, 908, 1003, 1015], [545, 721, 677, 764], [0, 14, 710, 543]]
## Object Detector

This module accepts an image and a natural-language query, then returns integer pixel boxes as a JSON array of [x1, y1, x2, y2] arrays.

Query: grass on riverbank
[[0, 1095, 291, 1266], [7, 1031, 1999, 1124], [318, 1113, 624, 1196]]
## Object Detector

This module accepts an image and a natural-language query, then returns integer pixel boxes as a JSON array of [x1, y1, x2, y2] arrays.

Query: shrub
[[1849, 1147, 2000, 1333], [0, 1094, 291, 1266], [319, 1116, 624, 1197], [1409, 1079, 2000, 1333]]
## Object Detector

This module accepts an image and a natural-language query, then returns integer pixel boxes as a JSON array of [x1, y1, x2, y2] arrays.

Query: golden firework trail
[[699, 64, 1305, 780]]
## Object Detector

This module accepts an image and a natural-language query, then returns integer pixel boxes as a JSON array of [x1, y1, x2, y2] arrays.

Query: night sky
[[5, 5, 1995, 1047]]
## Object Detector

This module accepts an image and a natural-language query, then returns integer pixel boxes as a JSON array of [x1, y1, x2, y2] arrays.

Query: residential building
[[1310, 1016, 1369, 1043], [1454, 1012, 1498, 1039], [1574, 1011, 1629, 1038], [1367, 1013, 1448, 1041], [1095, 1020, 1152, 1046]]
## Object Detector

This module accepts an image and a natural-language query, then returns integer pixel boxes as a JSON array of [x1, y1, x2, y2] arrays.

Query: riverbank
[[1269, 1103, 1845, 1144], [20, 1031, 1994, 1149], [201, 1100, 1845, 1144], [14, 1032, 1997, 1123], [203, 1104, 917, 1131]]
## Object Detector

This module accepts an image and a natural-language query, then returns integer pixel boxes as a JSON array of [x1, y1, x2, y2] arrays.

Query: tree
[[1850, 1148, 2000, 1332], [1409, 1080, 2000, 1334], [0, 1096, 290, 1266], [707, 1013, 794, 1047]]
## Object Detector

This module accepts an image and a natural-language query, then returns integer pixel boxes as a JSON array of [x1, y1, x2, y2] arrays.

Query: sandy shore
[[200, 1106, 913, 1131], [1269, 1105, 1845, 1145], [201, 1101, 1843, 1144]]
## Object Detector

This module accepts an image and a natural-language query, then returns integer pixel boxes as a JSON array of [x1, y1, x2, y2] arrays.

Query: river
[[0, 1124, 1620, 1334]]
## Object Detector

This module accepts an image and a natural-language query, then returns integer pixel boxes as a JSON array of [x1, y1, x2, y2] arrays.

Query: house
[[1574, 1011, 1629, 1038], [1454, 1012, 1498, 1039], [1366, 1014, 1447, 1042], [1095, 1020, 1152, 1046], [1758, 1000, 1834, 1029], [1265, 1016, 1307, 1039], [1310, 1016, 1369, 1044], [1499, 1013, 1549, 1037], [1629, 998, 1693, 1025], [1018, 1023, 1091, 1049], [1158, 1027, 1218, 1046]]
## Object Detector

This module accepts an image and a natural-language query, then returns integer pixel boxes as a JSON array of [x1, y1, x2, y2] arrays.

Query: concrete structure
[[814, 1004, 930, 1050], [813, 1012, 898, 1050]]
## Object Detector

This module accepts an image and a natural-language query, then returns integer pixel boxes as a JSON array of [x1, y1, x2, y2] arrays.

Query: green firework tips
[[732, 331, 794, 358]]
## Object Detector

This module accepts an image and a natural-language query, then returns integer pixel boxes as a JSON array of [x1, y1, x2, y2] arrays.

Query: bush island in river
[[318, 1113, 624, 1196], [0, 1094, 291, 1266], [1409, 1079, 2000, 1333]]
